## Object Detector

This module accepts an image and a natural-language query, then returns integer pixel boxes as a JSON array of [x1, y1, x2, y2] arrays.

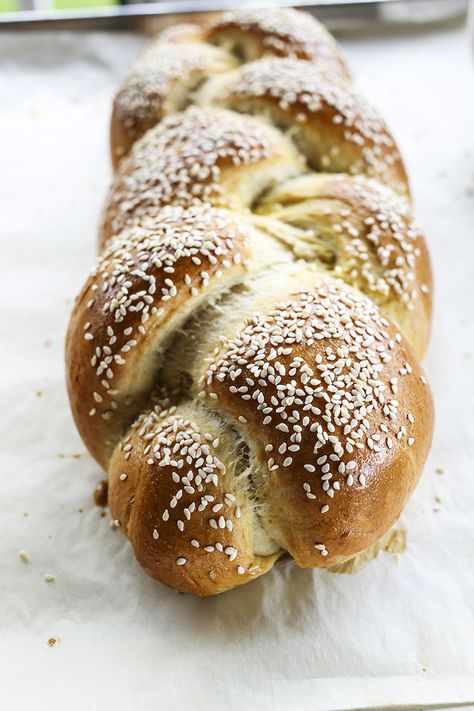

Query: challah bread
[[66, 8, 434, 596], [110, 9, 351, 169]]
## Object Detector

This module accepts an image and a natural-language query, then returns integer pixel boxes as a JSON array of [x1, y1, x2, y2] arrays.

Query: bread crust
[[218, 58, 408, 197], [102, 107, 303, 247], [205, 8, 351, 79], [110, 40, 235, 169], [258, 173, 431, 357]]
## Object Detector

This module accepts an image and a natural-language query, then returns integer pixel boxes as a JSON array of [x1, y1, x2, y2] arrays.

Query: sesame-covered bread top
[[102, 106, 303, 245], [258, 173, 431, 355], [216, 57, 407, 194], [206, 8, 350, 77], [110, 41, 235, 168], [68, 204, 255, 465]]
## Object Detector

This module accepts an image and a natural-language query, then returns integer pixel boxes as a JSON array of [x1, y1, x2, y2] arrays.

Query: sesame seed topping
[[314, 543, 328, 557], [106, 107, 278, 236], [203, 281, 416, 518], [223, 58, 404, 189], [114, 41, 234, 156], [211, 8, 347, 75], [82, 204, 251, 419]]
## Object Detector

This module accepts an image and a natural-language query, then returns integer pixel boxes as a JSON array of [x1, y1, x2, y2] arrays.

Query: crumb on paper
[[110, 519, 120, 530], [47, 637, 60, 647], [93, 480, 108, 507], [100, 511, 107, 518], [23, 512, 28, 517], [58, 452, 82, 460], [36, 390, 43, 398], [19, 550, 29, 563], [435, 466, 445, 474], [435, 495, 442, 503], [44, 574, 55, 583], [78, 508, 83, 513]]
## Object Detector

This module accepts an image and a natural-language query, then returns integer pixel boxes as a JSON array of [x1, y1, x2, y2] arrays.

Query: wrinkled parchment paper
[[1, 23, 473, 711]]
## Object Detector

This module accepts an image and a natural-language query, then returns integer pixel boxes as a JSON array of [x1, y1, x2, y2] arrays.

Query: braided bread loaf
[[66, 9, 434, 595]]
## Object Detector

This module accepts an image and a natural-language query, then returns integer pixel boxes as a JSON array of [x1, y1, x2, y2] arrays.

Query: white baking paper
[[0, 23, 473, 711]]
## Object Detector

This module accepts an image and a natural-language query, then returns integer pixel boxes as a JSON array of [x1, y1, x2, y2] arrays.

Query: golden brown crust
[[258, 173, 431, 357], [109, 8, 351, 170], [101, 107, 303, 247], [201, 281, 433, 566], [110, 41, 235, 170], [108, 401, 279, 595], [218, 58, 408, 197], [67, 205, 253, 465], [205, 8, 350, 79], [66, 9, 434, 596]]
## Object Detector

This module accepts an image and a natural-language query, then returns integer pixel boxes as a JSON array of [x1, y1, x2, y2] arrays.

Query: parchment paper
[[0, 22, 473, 711]]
